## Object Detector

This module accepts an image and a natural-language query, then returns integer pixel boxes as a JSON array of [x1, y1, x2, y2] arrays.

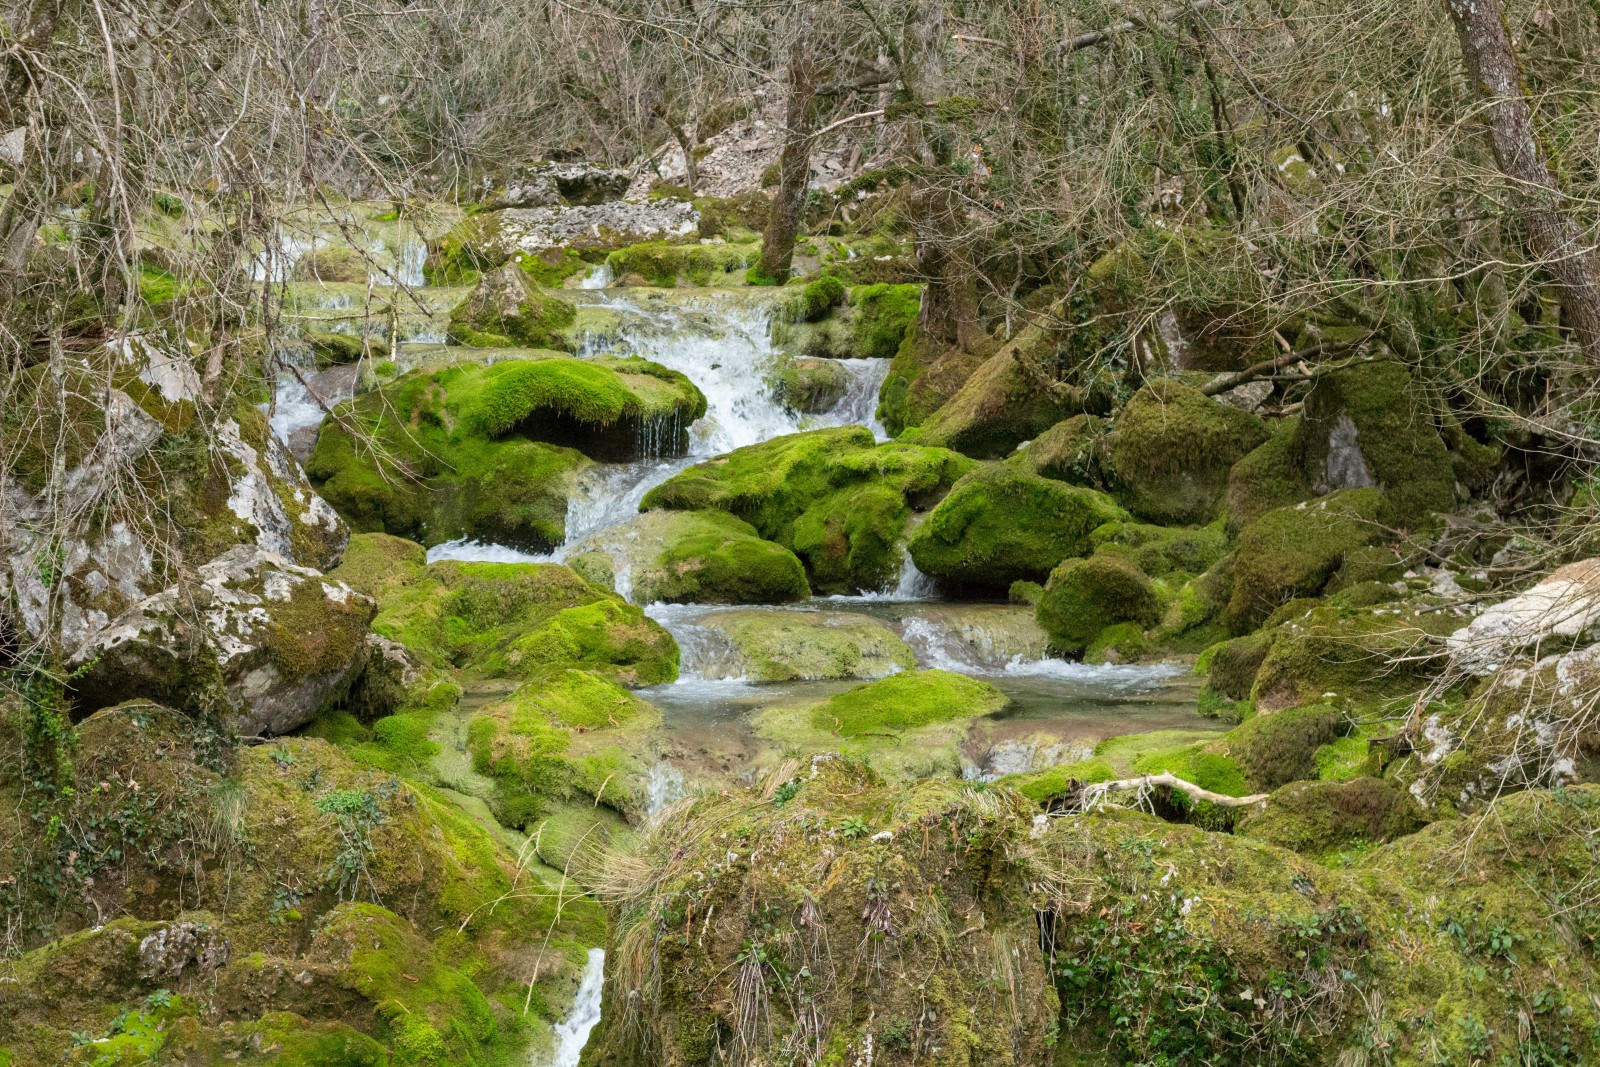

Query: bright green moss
[[1223, 489, 1382, 633], [770, 356, 848, 413], [604, 240, 755, 287], [571, 510, 810, 605], [447, 263, 577, 349], [1104, 379, 1270, 525], [1131, 741, 1249, 798], [789, 274, 847, 322], [1224, 419, 1308, 536], [905, 334, 1086, 459], [1236, 777, 1427, 857], [1088, 520, 1226, 578], [1084, 621, 1149, 664], [876, 324, 986, 437], [908, 465, 1128, 593], [1224, 703, 1345, 791], [848, 283, 921, 360], [809, 669, 1006, 736], [1016, 414, 1107, 486], [1036, 552, 1160, 654], [642, 427, 973, 594]]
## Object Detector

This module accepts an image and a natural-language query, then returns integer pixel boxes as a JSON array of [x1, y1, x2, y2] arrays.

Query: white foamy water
[[646, 762, 688, 815], [268, 374, 326, 443], [543, 947, 605, 1067], [428, 539, 554, 564], [642, 603, 748, 681], [823, 546, 936, 603], [579, 262, 614, 289]]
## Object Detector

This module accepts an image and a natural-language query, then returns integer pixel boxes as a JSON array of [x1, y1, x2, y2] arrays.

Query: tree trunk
[[1445, 0, 1600, 361], [755, 31, 819, 283], [900, 0, 981, 350]]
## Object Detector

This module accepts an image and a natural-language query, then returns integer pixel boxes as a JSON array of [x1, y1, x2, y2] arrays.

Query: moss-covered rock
[[1294, 360, 1455, 529], [1036, 551, 1161, 655], [1236, 777, 1428, 856], [1223, 703, 1345, 791], [0, 724, 605, 1066], [68, 546, 375, 736], [1203, 631, 1273, 701], [330, 550, 678, 685], [641, 426, 974, 594], [770, 355, 849, 413], [1224, 489, 1383, 633], [698, 609, 917, 682], [848, 282, 921, 360], [467, 669, 663, 824], [446, 262, 577, 349], [907, 465, 1128, 593], [566, 510, 810, 605], [906, 331, 1091, 459], [1015, 413, 1107, 486], [604, 239, 756, 287], [308, 356, 704, 550], [1224, 418, 1309, 535], [1104, 379, 1270, 525], [293, 245, 368, 283], [302, 330, 367, 369], [877, 323, 988, 437], [1088, 520, 1227, 578]]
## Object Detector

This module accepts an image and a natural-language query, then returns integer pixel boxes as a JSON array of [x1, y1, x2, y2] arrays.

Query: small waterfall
[[544, 948, 605, 1067], [396, 237, 427, 288], [580, 262, 614, 289], [646, 762, 687, 815], [252, 231, 317, 283], [837, 358, 891, 440], [892, 549, 936, 600], [428, 540, 554, 564], [267, 374, 327, 444], [642, 604, 747, 681]]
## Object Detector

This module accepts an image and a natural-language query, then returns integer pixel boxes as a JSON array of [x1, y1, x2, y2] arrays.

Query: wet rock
[[699, 608, 916, 681], [771, 356, 849, 413], [67, 545, 376, 736], [566, 511, 809, 605], [447, 262, 577, 349]]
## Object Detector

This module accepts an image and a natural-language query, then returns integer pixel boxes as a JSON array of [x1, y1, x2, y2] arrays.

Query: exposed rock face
[[1446, 558, 1600, 673], [2, 337, 348, 658], [465, 199, 700, 260], [68, 545, 375, 736]]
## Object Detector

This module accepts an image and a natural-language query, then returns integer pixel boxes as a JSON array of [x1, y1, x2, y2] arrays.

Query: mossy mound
[[770, 282, 922, 361], [1015, 413, 1107, 486], [848, 282, 921, 359], [641, 426, 974, 594], [467, 669, 663, 825], [1088, 520, 1227, 578], [0, 723, 604, 1066], [590, 761, 1600, 1067], [876, 324, 988, 437], [308, 356, 703, 550], [1224, 418, 1309, 535], [697, 609, 917, 682], [1104, 379, 1270, 525], [809, 668, 1007, 736], [585, 762, 1057, 1067], [566, 510, 810, 605], [1295, 360, 1456, 529], [905, 327, 1089, 459], [1224, 489, 1383, 633], [1223, 703, 1346, 791], [302, 330, 366, 369], [1236, 777, 1428, 857], [1036, 551, 1161, 655], [329, 548, 679, 686], [603, 239, 756, 287], [446, 262, 577, 348], [293, 244, 368, 283], [770, 355, 849, 413], [907, 465, 1128, 593]]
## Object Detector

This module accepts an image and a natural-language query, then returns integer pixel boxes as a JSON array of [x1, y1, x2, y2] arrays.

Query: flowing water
[[543, 948, 605, 1067]]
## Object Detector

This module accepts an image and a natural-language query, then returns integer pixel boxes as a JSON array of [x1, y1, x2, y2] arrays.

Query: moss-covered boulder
[[1088, 520, 1227, 578], [877, 324, 988, 437], [848, 282, 921, 359], [698, 609, 917, 681], [1224, 489, 1382, 633], [1222, 703, 1346, 791], [68, 546, 375, 736], [772, 281, 923, 361], [1294, 360, 1456, 529], [446, 262, 577, 348], [907, 465, 1128, 593], [770, 355, 849, 413], [585, 762, 1057, 1067], [907, 330, 1090, 459], [1104, 379, 1270, 525], [329, 546, 678, 686], [308, 357, 704, 550], [641, 426, 974, 594], [752, 670, 1008, 781], [1036, 551, 1161, 655], [0, 719, 604, 1067], [1015, 413, 1107, 486], [1224, 418, 1310, 535], [603, 239, 755, 287], [467, 669, 663, 825], [1236, 777, 1428, 856], [566, 510, 810, 605]]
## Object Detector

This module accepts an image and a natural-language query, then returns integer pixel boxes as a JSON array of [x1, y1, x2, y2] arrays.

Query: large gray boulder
[[68, 545, 375, 736]]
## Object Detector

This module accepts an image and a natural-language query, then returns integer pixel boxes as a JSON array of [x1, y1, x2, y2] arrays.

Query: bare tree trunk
[[1445, 0, 1600, 361], [900, 0, 980, 350], [755, 28, 819, 284]]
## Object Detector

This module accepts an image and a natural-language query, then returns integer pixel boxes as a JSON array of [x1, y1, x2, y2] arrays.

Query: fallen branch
[[1062, 0, 1235, 54], [1078, 772, 1268, 809]]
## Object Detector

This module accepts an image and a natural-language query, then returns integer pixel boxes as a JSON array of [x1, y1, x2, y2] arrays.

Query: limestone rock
[[1447, 559, 1600, 674], [68, 545, 375, 736]]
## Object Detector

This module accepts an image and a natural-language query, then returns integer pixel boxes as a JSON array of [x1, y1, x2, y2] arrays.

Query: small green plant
[[146, 988, 172, 1010], [838, 816, 869, 839], [313, 786, 389, 901], [772, 779, 801, 806]]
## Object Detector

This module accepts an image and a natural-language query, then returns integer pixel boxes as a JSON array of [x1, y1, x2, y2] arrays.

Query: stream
[[268, 269, 1220, 1064]]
